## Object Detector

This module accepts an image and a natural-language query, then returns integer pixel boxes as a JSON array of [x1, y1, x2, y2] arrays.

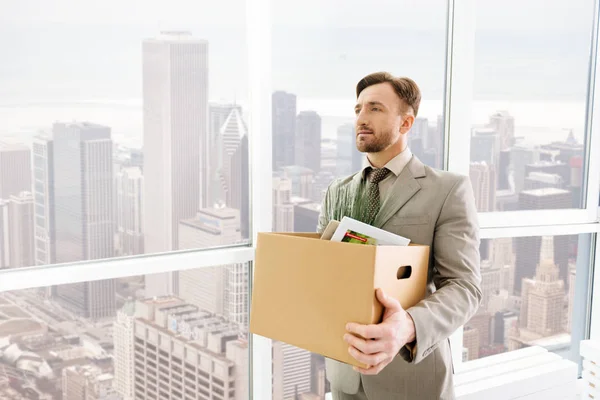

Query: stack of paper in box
[[249, 217, 429, 368], [581, 340, 600, 398]]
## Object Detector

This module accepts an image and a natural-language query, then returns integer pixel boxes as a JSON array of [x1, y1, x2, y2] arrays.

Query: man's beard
[[356, 130, 393, 153]]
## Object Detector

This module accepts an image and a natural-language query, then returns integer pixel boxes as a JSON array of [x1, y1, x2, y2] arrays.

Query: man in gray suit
[[317, 72, 482, 399]]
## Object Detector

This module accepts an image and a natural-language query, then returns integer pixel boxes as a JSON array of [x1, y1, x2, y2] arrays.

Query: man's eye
[[372, 107, 379, 111]]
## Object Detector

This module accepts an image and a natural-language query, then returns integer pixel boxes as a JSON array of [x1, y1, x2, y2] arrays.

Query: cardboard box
[[249, 232, 430, 368]]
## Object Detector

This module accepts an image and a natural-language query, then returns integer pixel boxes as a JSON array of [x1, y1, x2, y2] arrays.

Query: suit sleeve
[[399, 175, 482, 364]]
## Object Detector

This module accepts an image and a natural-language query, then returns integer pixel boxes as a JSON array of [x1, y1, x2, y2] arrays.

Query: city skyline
[[0, 13, 598, 399]]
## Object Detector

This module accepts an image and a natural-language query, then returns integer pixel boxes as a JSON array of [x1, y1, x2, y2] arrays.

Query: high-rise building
[[143, 31, 209, 297], [209, 103, 243, 207], [178, 208, 248, 329], [294, 202, 321, 233], [526, 255, 566, 335], [336, 123, 356, 177], [52, 122, 116, 319], [113, 302, 136, 400], [218, 108, 249, 238], [468, 312, 492, 349], [488, 111, 515, 151], [510, 144, 541, 195], [295, 111, 322, 174], [463, 327, 480, 361], [117, 167, 144, 256], [282, 166, 314, 199], [272, 91, 297, 171], [514, 189, 572, 294], [480, 260, 502, 310], [566, 265, 577, 333], [32, 136, 56, 266], [0, 200, 9, 268], [471, 128, 500, 169], [470, 161, 496, 212], [524, 172, 564, 191], [272, 341, 312, 400], [498, 150, 511, 191], [408, 117, 430, 165], [273, 177, 294, 232], [8, 192, 34, 268], [0, 141, 31, 200], [131, 297, 248, 400]]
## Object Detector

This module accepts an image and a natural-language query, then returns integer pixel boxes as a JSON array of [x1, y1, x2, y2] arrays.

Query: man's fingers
[[348, 346, 388, 367], [376, 288, 402, 311], [346, 323, 383, 339], [344, 333, 385, 354]]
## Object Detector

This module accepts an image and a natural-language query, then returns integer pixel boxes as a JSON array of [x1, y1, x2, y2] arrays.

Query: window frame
[[1, 0, 600, 399]]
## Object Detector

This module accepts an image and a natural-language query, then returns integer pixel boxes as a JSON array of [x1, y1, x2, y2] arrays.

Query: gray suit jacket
[[317, 155, 482, 400]]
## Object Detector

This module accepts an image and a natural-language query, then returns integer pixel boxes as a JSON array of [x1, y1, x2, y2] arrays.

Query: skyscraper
[[471, 128, 500, 170], [131, 297, 248, 400], [178, 207, 247, 328], [8, 192, 34, 268], [32, 136, 56, 266], [272, 177, 294, 232], [272, 341, 312, 400], [294, 202, 321, 233], [143, 31, 209, 297], [514, 189, 572, 294], [0, 141, 31, 200], [336, 123, 355, 177], [113, 302, 135, 400], [510, 144, 541, 195], [218, 108, 249, 238], [52, 122, 116, 319], [488, 111, 515, 151], [470, 161, 497, 212], [0, 200, 9, 268], [116, 167, 144, 256], [272, 91, 297, 171], [209, 103, 243, 206], [295, 111, 322, 174]]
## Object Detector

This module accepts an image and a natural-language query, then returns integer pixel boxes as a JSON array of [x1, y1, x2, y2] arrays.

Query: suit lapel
[[373, 155, 426, 228]]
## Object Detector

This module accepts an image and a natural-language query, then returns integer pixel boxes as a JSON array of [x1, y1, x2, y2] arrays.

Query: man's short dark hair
[[356, 72, 422, 117]]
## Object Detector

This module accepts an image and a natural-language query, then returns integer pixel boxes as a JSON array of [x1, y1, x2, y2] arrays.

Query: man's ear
[[400, 114, 415, 134]]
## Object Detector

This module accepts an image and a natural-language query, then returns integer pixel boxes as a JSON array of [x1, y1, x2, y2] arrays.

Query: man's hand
[[344, 288, 416, 375]]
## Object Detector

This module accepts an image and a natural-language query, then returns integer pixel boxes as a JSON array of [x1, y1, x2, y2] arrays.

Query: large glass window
[[0, 0, 250, 273], [469, 0, 595, 212], [270, 1, 449, 398], [464, 233, 593, 364], [0, 263, 249, 399]]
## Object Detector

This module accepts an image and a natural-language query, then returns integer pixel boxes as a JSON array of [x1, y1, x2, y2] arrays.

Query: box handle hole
[[397, 266, 412, 280]]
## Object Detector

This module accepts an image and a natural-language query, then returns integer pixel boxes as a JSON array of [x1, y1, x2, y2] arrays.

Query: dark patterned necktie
[[364, 167, 391, 224]]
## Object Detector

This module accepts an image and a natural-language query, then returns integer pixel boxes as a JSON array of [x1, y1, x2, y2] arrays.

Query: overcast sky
[[2, 0, 595, 31]]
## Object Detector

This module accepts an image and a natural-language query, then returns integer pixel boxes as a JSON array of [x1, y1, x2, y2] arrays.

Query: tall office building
[[117, 167, 144, 256], [463, 327, 480, 361], [52, 122, 116, 319], [0, 141, 31, 200], [7, 192, 34, 269], [470, 161, 497, 212], [480, 260, 502, 311], [131, 297, 248, 400], [566, 266, 577, 333], [143, 31, 209, 297], [113, 302, 136, 400], [295, 111, 322, 174], [273, 177, 294, 232], [336, 123, 356, 177], [510, 144, 541, 195], [526, 243, 566, 336], [178, 207, 248, 329], [514, 189, 572, 294], [0, 200, 8, 268], [294, 202, 321, 233], [488, 111, 515, 151], [471, 128, 500, 170], [272, 91, 297, 171], [218, 108, 249, 238], [209, 103, 243, 206], [32, 136, 56, 266], [272, 341, 312, 400]]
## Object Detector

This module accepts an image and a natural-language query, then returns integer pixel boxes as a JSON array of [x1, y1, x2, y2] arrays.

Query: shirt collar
[[361, 147, 413, 179]]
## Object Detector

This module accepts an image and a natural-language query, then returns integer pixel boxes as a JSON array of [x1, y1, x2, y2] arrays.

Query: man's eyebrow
[[354, 101, 386, 110]]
